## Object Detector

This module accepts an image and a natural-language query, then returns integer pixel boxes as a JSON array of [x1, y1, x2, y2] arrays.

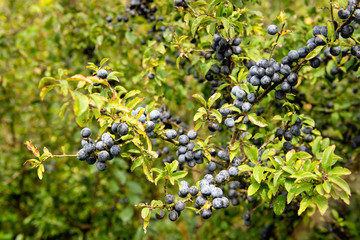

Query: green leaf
[[125, 31, 137, 44], [59, 102, 70, 119], [124, 90, 141, 99], [119, 206, 134, 222], [127, 97, 144, 111], [261, 149, 276, 161], [312, 137, 321, 155], [192, 94, 207, 107], [321, 138, 330, 150], [99, 58, 110, 68], [220, 17, 230, 34], [208, 92, 221, 108], [141, 207, 150, 220], [151, 200, 163, 208], [323, 180, 331, 193], [238, 164, 253, 172], [210, 109, 222, 123], [37, 164, 45, 180], [248, 181, 260, 196], [169, 161, 179, 173], [327, 21, 335, 42], [131, 157, 144, 171], [60, 81, 69, 95], [229, 0, 242, 8], [230, 147, 240, 162], [191, 15, 206, 37], [143, 159, 154, 183], [200, 59, 216, 77], [338, 0, 348, 8], [209, 0, 224, 12], [38, 77, 56, 89], [328, 167, 351, 176], [290, 172, 319, 183], [40, 85, 56, 101], [244, 144, 258, 164], [335, 188, 350, 205], [288, 151, 312, 164], [253, 165, 264, 183], [316, 184, 325, 195], [313, 194, 328, 215], [321, 145, 335, 171], [171, 171, 188, 180], [247, 113, 268, 127], [273, 171, 283, 186], [72, 91, 89, 116], [89, 93, 108, 109], [328, 176, 351, 195], [273, 195, 286, 215], [287, 187, 297, 204], [193, 111, 206, 122], [305, 45, 325, 60], [298, 196, 312, 215], [282, 166, 296, 175], [154, 172, 165, 186]]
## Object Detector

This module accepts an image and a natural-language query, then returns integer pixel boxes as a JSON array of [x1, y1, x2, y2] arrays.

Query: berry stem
[[350, 36, 360, 45], [52, 154, 78, 158], [268, 23, 286, 61], [330, 0, 334, 22], [230, 128, 239, 146], [336, 3, 359, 33]]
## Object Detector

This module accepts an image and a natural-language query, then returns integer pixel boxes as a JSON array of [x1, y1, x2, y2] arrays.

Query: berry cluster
[[156, 156, 245, 220], [125, 0, 158, 21], [202, 34, 242, 93], [166, 129, 204, 168], [77, 128, 121, 171], [246, 58, 289, 92], [275, 118, 314, 153]]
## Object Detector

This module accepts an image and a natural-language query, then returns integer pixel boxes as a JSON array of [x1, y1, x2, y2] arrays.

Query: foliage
[[1, 0, 360, 239]]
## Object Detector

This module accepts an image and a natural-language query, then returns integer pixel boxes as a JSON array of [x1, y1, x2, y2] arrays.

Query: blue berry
[[189, 186, 199, 196], [83, 143, 96, 154], [224, 118, 235, 128], [77, 149, 88, 160], [103, 137, 114, 148], [96, 141, 105, 151], [168, 210, 179, 221], [145, 121, 155, 132], [117, 123, 129, 136], [166, 129, 177, 139], [97, 69, 108, 79], [86, 157, 96, 165], [111, 123, 120, 133], [110, 145, 121, 156], [201, 209, 212, 219], [149, 110, 160, 120], [101, 133, 111, 141], [81, 128, 91, 138], [229, 166, 239, 177], [242, 102, 252, 112], [98, 151, 110, 162], [96, 161, 107, 171], [165, 194, 175, 204], [187, 130, 198, 140], [267, 25, 278, 35], [175, 201, 186, 211], [207, 161, 217, 172], [178, 135, 190, 145]]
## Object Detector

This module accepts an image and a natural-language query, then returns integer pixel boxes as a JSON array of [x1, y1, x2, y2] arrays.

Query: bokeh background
[[0, 0, 359, 239]]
